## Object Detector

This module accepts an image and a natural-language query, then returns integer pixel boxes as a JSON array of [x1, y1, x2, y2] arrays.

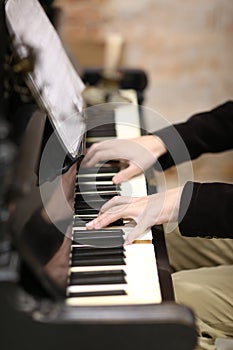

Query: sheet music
[[6, 0, 85, 158]]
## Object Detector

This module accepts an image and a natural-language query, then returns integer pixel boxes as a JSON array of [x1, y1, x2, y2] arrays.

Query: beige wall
[[55, 0, 233, 185]]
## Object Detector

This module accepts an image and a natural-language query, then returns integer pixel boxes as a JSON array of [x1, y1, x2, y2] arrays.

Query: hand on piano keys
[[85, 188, 183, 245], [82, 135, 167, 184]]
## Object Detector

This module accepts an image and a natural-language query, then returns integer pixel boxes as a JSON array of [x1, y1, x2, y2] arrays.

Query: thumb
[[124, 223, 146, 245], [112, 163, 142, 184]]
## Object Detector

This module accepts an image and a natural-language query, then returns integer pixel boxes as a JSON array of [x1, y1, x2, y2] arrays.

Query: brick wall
[[55, 0, 233, 185]]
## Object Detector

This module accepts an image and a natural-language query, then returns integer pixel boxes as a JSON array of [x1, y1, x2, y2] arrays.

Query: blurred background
[[54, 0, 233, 188]]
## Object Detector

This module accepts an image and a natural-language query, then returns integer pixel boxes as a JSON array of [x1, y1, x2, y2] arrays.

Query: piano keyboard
[[67, 244, 161, 306], [66, 90, 162, 306]]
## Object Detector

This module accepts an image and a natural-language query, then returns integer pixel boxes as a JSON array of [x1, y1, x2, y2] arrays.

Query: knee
[[172, 270, 210, 318]]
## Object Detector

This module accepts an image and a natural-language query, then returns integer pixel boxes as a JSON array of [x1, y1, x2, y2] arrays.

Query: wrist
[[148, 135, 167, 159], [157, 187, 183, 224]]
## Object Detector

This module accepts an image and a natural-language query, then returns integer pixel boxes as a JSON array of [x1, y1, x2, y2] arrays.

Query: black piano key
[[69, 270, 126, 285], [71, 255, 125, 266], [68, 290, 126, 298], [72, 246, 125, 257], [75, 184, 120, 193], [87, 124, 116, 137], [87, 118, 116, 128], [73, 229, 124, 244], [74, 216, 124, 229], [75, 193, 117, 201], [71, 250, 125, 261], [86, 108, 115, 122], [71, 251, 125, 261], [73, 217, 124, 228], [77, 166, 120, 175], [74, 208, 99, 215], [73, 229, 124, 238], [77, 175, 115, 182], [72, 237, 124, 249], [74, 199, 108, 210], [74, 216, 98, 223], [74, 215, 98, 221], [73, 219, 87, 227]]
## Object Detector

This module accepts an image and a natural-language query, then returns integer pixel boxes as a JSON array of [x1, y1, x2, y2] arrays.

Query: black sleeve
[[178, 181, 233, 238], [153, 101, 233, 170]]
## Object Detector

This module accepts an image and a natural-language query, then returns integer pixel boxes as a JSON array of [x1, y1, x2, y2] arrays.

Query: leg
[[172, 265, 233, 350], [165, 227, 233, 272]]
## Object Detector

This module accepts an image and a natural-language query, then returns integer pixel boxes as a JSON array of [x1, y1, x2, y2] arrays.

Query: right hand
[[86, 187, 183, 244], [82, 135, 167, 184]]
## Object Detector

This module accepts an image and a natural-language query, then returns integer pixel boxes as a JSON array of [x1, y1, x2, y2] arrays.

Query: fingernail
[[112, 176, 119, 184], [86, 221, 94, 229], [124, 239, 131, 246]]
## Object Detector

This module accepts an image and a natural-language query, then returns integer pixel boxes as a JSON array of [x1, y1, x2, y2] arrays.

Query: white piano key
[[120, 173, 147, 197], [75, 181, 115, 185], [75, 190, 118, 195], [115, 90, 141, 139], [77, 173, 116, 178]]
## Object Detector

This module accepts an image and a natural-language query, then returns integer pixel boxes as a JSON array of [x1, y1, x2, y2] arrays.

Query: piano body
[[0, 0, 197, 349]]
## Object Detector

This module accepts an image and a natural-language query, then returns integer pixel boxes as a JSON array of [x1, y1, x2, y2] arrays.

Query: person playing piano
[[82, 100, 233, 350]]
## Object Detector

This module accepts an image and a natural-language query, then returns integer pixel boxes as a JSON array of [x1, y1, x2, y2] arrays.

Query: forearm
[[178, 181, 233, 238], [153, 101, 233, 170]]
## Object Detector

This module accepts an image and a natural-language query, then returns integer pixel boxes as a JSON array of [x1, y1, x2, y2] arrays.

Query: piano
[[0, 1, 197, 349]]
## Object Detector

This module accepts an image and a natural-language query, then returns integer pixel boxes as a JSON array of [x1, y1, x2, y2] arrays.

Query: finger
[[82, 142, 110, 166], [82, 143, 99, 164], [112, 163, 142, 184], [82, 151, 102, 168], [86, 211, 121, 230], [124, 223, 147, 245], [84, 147, 125, 168], [100, 196, 133, 213]]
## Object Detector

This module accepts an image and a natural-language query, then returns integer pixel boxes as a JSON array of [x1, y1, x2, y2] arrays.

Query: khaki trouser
[[165, 228, 233, 350]]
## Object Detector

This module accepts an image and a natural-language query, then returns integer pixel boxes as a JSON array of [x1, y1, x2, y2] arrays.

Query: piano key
[[75, 185, 119, 193], [86, 108, 115, 126], [75, 193, 118, 201], [77, 174, 116, 182], [71, 255, 125, 267], [68, 283, 128, 294], [71, 249, 125, 260], [77, 167, 120, 175], [71, 246, 125, 257], [74, 208, 99, 215], [67, 244, 162, 306], [69, 264, 126, 272], [69, 270, 126, 285], [73, 218, 124, 228], [73, 229, 124, 238], [72, 229, 125, 247], [76, 180, 116, 186], [74, 214, 98, 219], [74, 210, 125, 229], [86, 125, 116, 137], [73, 217, 124, 228], [86, 137, 115, 147], [74, 199, 108, 210], [68, 290, 126, 298]]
